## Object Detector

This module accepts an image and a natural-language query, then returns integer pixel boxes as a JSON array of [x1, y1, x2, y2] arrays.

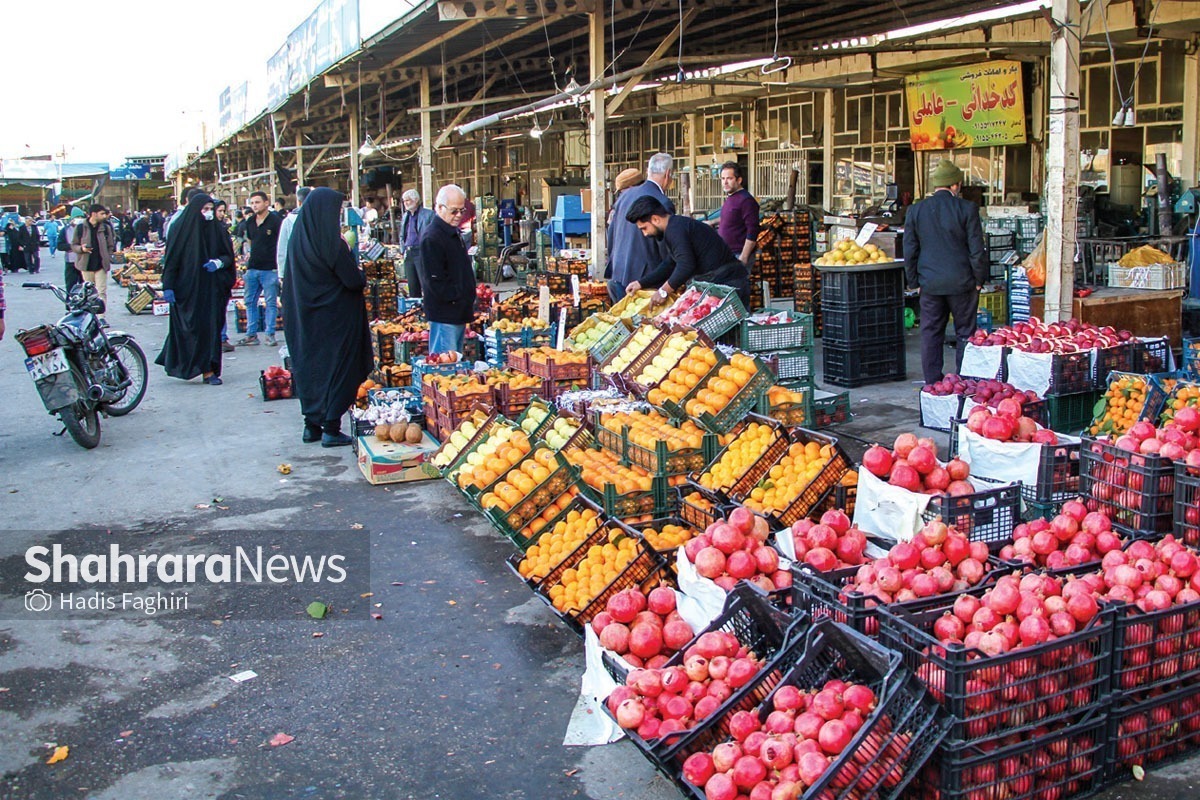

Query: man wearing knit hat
[[903, 160, 987, 385]]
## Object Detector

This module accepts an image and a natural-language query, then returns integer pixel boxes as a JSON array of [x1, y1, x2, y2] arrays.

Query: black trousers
[[65, 260, 81, 292], [919, 289, 979, 385], [24, 248, 40, 273], [403, 250, 422, 298]]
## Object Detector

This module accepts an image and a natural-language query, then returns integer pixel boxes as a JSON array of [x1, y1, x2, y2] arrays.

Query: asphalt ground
[[0, 248, 1196, 800]]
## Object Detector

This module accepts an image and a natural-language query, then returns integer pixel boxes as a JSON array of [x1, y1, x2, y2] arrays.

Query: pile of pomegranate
[[969, 318, 1134, 354], [841, 519, 993, 622], [1102, 416, 1200, 463], [683, 507, 790, 594], [964, 402, 1058, 445], [862, 433, 975, 496], [787, 509, 870, 572], [999, 502, 1123, 570], [679, 679, 899, 800], [922, 375, 1040, 410], [591, 587, 696, 668], [607, 630, 765, 742]]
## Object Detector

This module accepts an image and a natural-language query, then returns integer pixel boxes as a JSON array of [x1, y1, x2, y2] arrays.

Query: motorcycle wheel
[[60, 401, 101, 449], [103, 336, 148, 417]]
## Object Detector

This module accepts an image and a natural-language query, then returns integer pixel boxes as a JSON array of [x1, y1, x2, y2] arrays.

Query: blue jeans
[[244, 269, 279, 336], [428, 322, 466, 355]]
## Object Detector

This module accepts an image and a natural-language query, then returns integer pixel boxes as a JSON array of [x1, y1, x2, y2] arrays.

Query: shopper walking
[[280, 187, 371, 447], [623, 195, 751, 309], [718, 162, 760, 268], [417, 184, 476, 355], [71, 205, 116, 312], [43, 217, 60, 259], [134, 211, 150, 245], [62, 217, 82, 292], [903, 160, 988, 385], [607, 168, 643, 226], [606, 152, 676, 302], [150, 208, 164, 240], [277, 186, 310, 280], [237, 191, 283, 346], [1, 220, 16, 272], [213, 200, 236, 353], [118, 212, 135, 250], [154, 193, 236, 385], [18, 217, 41, 273], [398, 189, 435, 297]]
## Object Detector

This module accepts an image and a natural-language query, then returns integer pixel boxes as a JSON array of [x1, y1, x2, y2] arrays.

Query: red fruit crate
[[1107, 590, 1200, 707], [600, 585, 803, 778], [433, 377, 494, 414], [878, 580, 1116, 742], [904, 713, 1107, 800], [1105, 682, 1200, 785], [525, 350, 591, 383], [1172, 461, 1200, 548], [921, 482, 1022, 552], [676, 619, 948, 800], [259, 370, 294, 401], [1079, 434, 1175, 538], [494, 382, 540, 418]]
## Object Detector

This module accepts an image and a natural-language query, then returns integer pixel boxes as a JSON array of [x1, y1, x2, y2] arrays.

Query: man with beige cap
[[903, 160, 987, 385]]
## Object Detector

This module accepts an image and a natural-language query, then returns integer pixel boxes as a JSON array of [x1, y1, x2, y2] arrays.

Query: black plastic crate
[[1047, 351, 1094, 396], [906, 714, 1107, 800], [678, 619, 948, 800], [1079, 435, 1175, 538], [878, 581, 1115, 741], [676, 483, 731, 531], [820, 303, 906, 345], [823, 340, 907, 388], [601, 585, 804, 777], [1092, 343, 1135, 389], [1133, 336, 1172, 374], [818, 264, 906, 309], [922, 483, 1021, 552], [1173, 461, 1200, 548], [1106, 682, 1200, 784], [1108, 591, 1200, 706]]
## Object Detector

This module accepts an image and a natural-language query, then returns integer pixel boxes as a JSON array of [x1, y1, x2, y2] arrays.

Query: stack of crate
[[818, 264, 907, 388], [753, 210, 812, 312]]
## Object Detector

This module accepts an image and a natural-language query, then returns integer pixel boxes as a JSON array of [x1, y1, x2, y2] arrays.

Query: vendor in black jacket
[[903, 160, 988, 385], [623, 196, 751, 309], [417, 184, 477, 355]]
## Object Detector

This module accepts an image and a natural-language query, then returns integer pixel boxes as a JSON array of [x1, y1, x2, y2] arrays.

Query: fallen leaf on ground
[[565, 769, 578, 777], [46, 746, 68, 764], [447, 600, 457, 606], [269, 732, 294, 747], [119, 731, 133, 738], [1132, 765, 1145, 781], [360, 592, 374, 598], [312, 632, 324, 638], [350, 523, 364, 530], [306, 602, 328, 619], [277, 464, 292, 475], [194, 504, 210, 510]]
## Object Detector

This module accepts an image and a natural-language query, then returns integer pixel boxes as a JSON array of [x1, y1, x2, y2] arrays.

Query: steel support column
[[1183, 46, 1199, 188], [822, 90, 834, 210], [1044, 0, 1080, 323], [588, 5, 607, 277], [350, 105, 361, 208], [420, 69, 434, 202]]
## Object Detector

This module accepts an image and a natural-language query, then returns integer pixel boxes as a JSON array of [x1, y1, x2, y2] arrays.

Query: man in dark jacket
[[606, 152, 676, 302], [417, 184, 476, 355], [399, 189, 435, 297], [18, 217, 41, 273], [903, 160, 988, 385]]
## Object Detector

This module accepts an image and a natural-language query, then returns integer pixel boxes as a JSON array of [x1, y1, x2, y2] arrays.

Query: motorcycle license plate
[[25, 349, 70, 380]]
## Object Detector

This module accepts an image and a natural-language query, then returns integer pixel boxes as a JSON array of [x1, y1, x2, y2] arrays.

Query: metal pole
[[350, 104, 361, 209], [420, 69, 434, 203], [1044, 0, 1081, 323], [294, 130, 305, 187], [588, 4, 607, 278]]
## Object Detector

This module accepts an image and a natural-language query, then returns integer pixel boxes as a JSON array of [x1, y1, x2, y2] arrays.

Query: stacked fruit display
[[546, 526, 641, 615], [861, 434, 975, 495], [843, 519, 993, 604], [1101, 417, 1200, 462], [739, 438, 841, 517], [999, 502, 1123, 569], [682, 507, 789, 593], [1091, 373, 1152, 436], [964, 402, 1059, 444], [698, 421, 778, 493], [679, 678, 887, 799], [591, 587, 696, 668], [599, 410, 707, 453], [451, 426, 529, 490], [568, 314, 621, 351], [646, 346, 718, 407], [1158, 383, 1200, 427], [813, 238, 894, 266], [787, 509, 870, 571], [424, 373, 489, 398], [543, 416, 581, 450], [432, 418, 483, 468], [764, 385, 809, 408], [488, 317, 551, 333], [683, 353, 761, 419], [632, 331, 698, 388], [968, 317, 1134, 353], [606, 628, 768, 740], [517, 504, 604, 582], [637, 521, 701, 552], [921, 375, 1039, 408], [603, 324, 660, 375], [564, 447, 654, 495], [656, 287, 725, 327], [481, 370, 542, 391]]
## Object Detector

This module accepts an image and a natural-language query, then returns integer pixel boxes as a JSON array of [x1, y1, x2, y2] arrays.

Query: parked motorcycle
[[15, 282, 148, 448]]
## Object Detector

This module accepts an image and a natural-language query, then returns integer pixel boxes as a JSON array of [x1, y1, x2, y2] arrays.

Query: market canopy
[[0, 159, 110, 187]]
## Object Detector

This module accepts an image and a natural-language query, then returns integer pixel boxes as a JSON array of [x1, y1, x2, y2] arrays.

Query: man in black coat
[[417, 184, 476, 355], [903, 160, 987, 385], [606, 152, 676, 302], [18, 217, 41, 273]]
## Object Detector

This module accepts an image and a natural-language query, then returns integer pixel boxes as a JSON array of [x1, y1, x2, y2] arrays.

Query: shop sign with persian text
[[905, 60, 1026, 150]]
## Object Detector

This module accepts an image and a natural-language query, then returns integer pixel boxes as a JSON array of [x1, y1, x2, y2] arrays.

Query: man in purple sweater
[[717, 162, 760, 268]]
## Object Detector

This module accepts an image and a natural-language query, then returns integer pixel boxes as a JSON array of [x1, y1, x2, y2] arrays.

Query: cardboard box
[[356, 431, 442, 485], [540, 177, 587, 213], [564, 236, 590, 249], [580, 188, 593, 214]]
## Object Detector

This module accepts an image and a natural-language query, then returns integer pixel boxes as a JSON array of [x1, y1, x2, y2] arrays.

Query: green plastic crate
[[738, 311, 814, 352], [690, 281, 749, 340], [1047, 389, 1103, 434]]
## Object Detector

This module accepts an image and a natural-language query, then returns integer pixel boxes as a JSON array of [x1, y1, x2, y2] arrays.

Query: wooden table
[[1030, 287, 1183, 347]]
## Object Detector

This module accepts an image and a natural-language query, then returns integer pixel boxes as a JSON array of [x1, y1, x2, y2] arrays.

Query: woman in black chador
[[154, 193, 236, 385], [281, 187, 372, 446]]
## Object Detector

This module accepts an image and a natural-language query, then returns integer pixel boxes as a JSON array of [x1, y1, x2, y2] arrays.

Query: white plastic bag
[[851, 468, 933, 542], [960, 344, 1005, 380], [563, 625, 625, 746]]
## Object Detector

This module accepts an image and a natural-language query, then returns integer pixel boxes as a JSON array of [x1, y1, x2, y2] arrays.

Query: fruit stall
[[336, 246, 1200, 800]]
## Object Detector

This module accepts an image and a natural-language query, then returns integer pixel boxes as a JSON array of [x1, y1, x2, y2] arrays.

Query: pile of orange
[[598, 410, 706, 452], [647, 347, 719, 406], [425, 373, 488, 395], [1090, 374, 1150, 436], [481, 369, 542, 390], [739, 439, 836, 515], [682, 490, 718, 513], [455, 429, 533, 491], [684, 353, 760, 419], [698, 421, 777, 492], [640, 522, 699, 551], [515, 489, 584, 545], [546, 526, 640, 613], [1160, 383, 1200, 426], [767, 385, 808, 408], [479, 447, 559, 511], [523, 346, 588, 366], [564, 448, 653, 495], [518, 505, 604, 582]]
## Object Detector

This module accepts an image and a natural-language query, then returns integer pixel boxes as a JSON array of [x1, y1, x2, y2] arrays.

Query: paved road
[[0, 250, 1196, 800]]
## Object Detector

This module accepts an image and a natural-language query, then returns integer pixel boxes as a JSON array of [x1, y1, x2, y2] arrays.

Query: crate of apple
[[592, 587, 697, 669], [998, 501, 1123, 571], [862, 433, 975, 496], [682, 507, 790, 594]]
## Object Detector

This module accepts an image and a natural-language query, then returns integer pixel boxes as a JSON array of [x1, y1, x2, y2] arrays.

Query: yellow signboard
[[905, 60, 1026, 151]]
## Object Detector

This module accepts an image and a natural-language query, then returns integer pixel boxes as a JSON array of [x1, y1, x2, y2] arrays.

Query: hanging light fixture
[[358, 134, 378, 157]]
